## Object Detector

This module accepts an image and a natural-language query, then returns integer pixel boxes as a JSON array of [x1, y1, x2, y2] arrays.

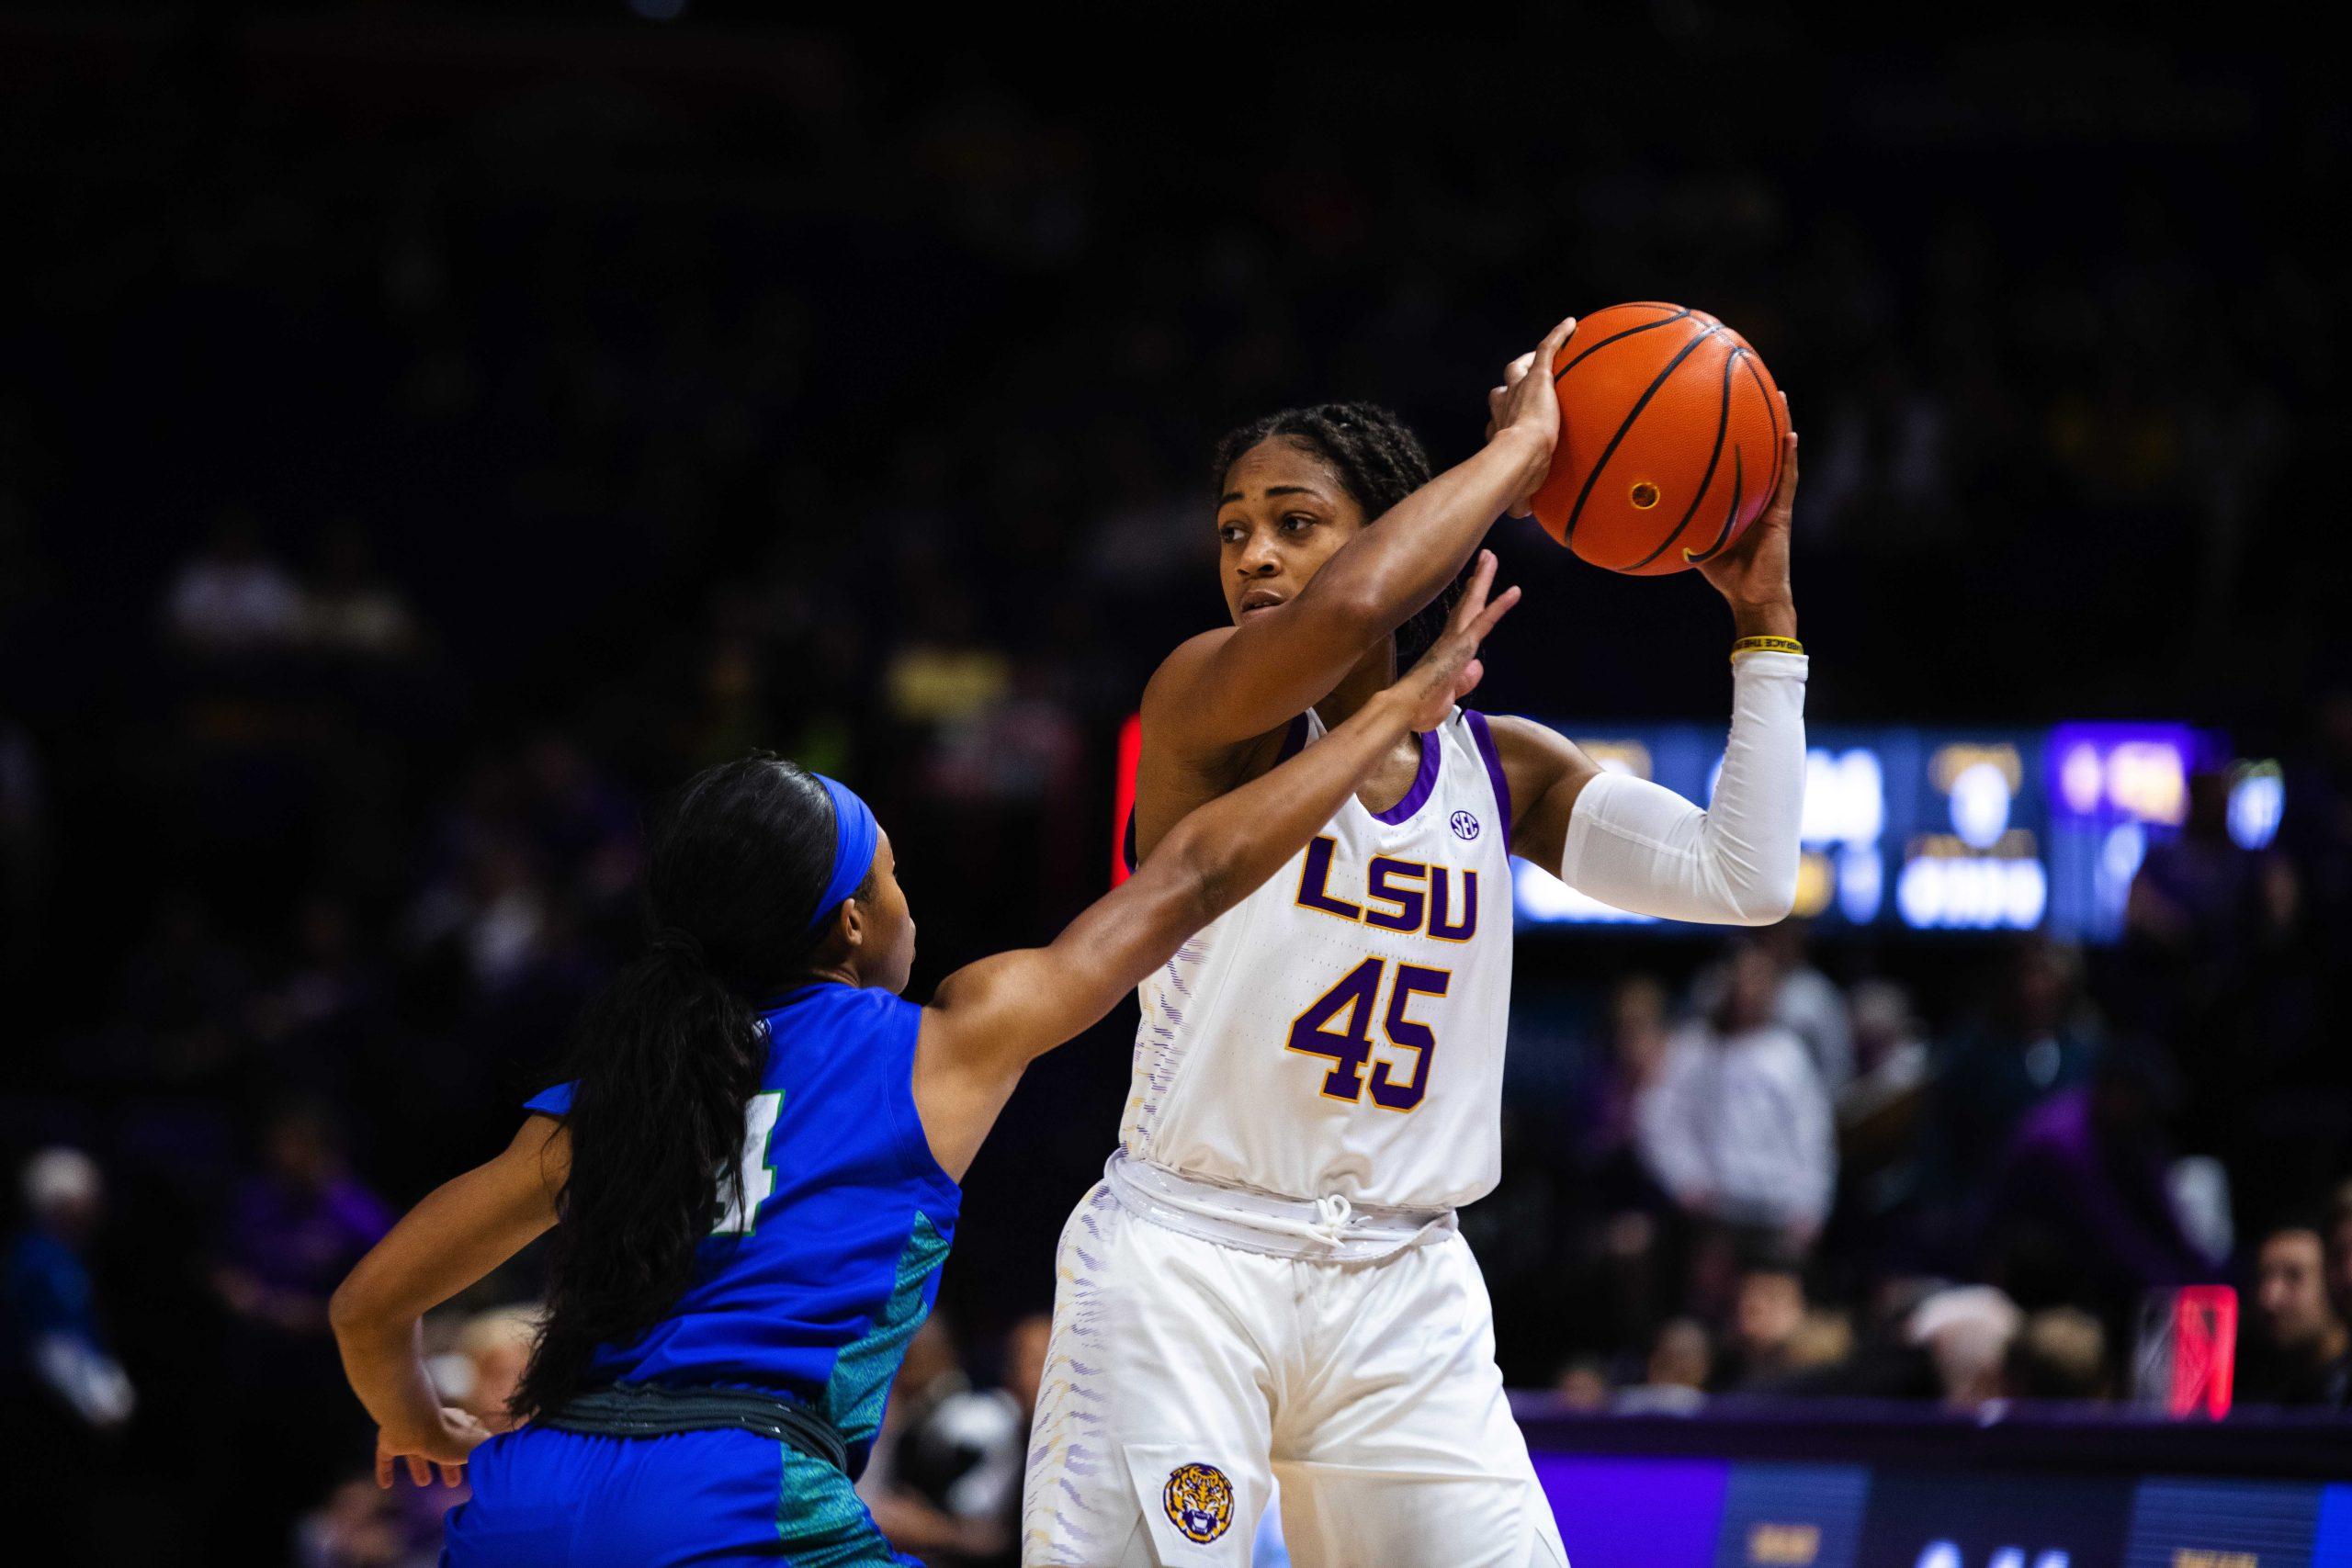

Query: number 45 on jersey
[[1286, 958, 1446, 1112]]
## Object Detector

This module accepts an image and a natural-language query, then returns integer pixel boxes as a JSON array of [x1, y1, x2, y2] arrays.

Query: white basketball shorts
[[1021, 1167, 1569, 1567]]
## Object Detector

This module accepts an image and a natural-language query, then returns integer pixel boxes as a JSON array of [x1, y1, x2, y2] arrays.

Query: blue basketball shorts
[[443, 1423, 916, 1566]]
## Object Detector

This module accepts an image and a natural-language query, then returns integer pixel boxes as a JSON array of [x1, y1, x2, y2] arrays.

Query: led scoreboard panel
[[1509, 721, 2220, 942]]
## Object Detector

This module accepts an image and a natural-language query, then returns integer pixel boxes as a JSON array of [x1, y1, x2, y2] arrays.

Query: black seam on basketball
[[1742, 353, 1785, 502], [1686, 446, 1744, 563], [1627, 344, 1739, 570], [1551, 307, 1695, 384], [1563, 322, 1724, 544]]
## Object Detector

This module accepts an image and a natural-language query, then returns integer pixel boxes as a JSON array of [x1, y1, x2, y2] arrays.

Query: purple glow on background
[[1534, 1455, 1729, 1568]]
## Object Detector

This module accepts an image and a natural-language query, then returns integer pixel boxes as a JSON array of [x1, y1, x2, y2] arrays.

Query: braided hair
[[1211, 402, 1461, 654], [516, 754, 866, 1420]]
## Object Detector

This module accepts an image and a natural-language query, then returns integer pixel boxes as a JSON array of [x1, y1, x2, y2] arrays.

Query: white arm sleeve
[[1557, 650, 1807, 925]]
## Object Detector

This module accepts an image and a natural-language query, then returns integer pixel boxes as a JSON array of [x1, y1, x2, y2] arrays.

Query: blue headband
[[808, 774, 879, 932]]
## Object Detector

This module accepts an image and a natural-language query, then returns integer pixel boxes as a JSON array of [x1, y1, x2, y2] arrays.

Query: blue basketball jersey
[[525, 981, 960, 1473]]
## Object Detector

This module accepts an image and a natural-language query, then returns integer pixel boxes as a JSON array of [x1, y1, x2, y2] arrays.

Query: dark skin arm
[[323, 568, 1521, 1489], [910, 555, 1521, 1178], [1136, 320, 1574, 805], [1490, 412, 1802, 867], [328, 1116, 568, 1488]]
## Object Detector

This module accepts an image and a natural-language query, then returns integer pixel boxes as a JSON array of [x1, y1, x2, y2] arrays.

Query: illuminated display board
[[1526, 1459, 2352, 1568], [1506, 722, 2221, 942]]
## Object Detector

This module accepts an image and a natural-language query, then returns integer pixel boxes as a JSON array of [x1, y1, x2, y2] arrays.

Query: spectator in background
[[1615, 1318, 1713, 1414], [2, 1148, 133, 1568], [214, 1101, 396, 1555], [298, 1476, 441, 1568], [1690, 924, 1856, 1095], [2001, 1306, 2111, 1403], [861, 1314, 1021, 1566], [1927, 939, 2098, 1205], [1574, 975, 1673, 1183], [2125, 768, 2299, 1151], [1638, 942, 1836, 1247], [164, 506, 301, 657], [1905, 1284, 2022, 1412], [2239, 1222, 2350, 1408], [1756, 922, 1855, 1095], [2283, 691, 2352, 1049], [2329, 1181, 2352, 1331], [2127, 769, 2298, 976], [1837, 978, 1932, 1217], [1982, 1045, 2220, 1306], [1723, 1258, 1809, 1391], [1553, 1357, 1611, 1411], [451, 1304, 541, 1432], [3, 1147, 134, 1433], [214, 1100, 396, 1338], [298, 518, 426, 662]]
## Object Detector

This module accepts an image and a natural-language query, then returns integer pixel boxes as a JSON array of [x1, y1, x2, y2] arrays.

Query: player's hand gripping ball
[[1525, 303, 1786, 575]]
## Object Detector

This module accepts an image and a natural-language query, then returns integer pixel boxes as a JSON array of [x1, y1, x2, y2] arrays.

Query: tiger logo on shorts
[[1161, 1461, 1234, 1544]]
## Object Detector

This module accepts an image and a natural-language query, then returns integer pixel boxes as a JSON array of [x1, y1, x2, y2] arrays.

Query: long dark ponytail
[[1211, 402, 1455, 653], [516, 754, 849, 1418]]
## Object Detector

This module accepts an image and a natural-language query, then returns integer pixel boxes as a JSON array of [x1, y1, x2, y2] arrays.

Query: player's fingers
[[376, 1450, 394, 1489], [407, 1454, 431, 1487], [1535, 316, 1577, 375], [1451, 550, 1497, 627], [1453, 658, 1485, 702], [1769, 431, 1801, 515], [439, 1461, 466, 1487], [1467, 583, 1521, 640], [1502, 351, 1535, 387]]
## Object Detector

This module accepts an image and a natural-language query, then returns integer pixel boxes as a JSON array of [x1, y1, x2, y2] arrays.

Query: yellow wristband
[[1731, 635, 1804, 660]]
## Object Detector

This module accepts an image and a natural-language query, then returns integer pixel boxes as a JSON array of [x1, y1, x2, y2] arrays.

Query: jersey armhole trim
[[1462, 710, 1513, 831], [884, 995, 962, 1200]]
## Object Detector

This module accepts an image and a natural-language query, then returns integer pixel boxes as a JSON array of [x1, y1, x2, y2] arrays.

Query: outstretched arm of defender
[[1142, 321, 1572, 757], [1495, 422, 1806, 926], [912, 557, 1521, 1176]]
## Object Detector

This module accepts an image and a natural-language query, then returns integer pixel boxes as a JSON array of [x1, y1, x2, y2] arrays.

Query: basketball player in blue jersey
[[1023, 322, 1809, 1566], [323, 564, 1519, 1567]]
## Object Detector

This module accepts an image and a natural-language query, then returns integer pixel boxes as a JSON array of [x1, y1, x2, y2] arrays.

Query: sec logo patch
[[1451, 809, 1480, 840], [1162, 1461, 1234, 1544]]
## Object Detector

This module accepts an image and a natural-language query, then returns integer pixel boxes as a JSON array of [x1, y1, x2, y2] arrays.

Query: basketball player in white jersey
[[1023, 316, 1809, 1567]]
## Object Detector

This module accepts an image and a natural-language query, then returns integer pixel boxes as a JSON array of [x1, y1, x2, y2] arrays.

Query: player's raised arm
[[1493, 417, 1807, 927], [1140, 319, 1572, 764], [910, 554, 1521, 1176]]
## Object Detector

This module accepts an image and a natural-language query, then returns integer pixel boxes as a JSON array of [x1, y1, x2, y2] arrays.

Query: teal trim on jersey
[[775, 1447, 910, 1566], [823, 1212, 951, 1448]]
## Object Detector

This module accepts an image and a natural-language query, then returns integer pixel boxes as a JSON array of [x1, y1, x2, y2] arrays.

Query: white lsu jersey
[[1121, 705, 1516, 1212]]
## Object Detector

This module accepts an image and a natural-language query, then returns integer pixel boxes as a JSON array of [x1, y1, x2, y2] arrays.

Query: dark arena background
[[3, 6, 2349, 1565]]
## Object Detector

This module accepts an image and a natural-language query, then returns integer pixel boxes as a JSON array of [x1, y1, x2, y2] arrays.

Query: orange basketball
[[1528, 303, 1785, 575]]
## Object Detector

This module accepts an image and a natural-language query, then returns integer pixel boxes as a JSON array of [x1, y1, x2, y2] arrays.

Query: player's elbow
[[1705, 854, 1797, 927], [328, 1259, 399, 1340], [326, 1273, 372, 1337], [1727, 874, 1798, 927], [1301, 573, 1406, 645], [1158, 820, 1238, 931]]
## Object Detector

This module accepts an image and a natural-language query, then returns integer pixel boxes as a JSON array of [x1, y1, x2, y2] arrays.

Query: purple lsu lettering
[[1293, 836, 1477, 942]]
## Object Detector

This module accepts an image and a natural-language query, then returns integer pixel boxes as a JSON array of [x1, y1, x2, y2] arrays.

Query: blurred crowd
[[1, 7, 2346, 1564], [1478, 919, 2352, 1419]]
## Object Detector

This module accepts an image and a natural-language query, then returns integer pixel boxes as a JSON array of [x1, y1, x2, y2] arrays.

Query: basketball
[[1528, 303, 1785, 575]]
